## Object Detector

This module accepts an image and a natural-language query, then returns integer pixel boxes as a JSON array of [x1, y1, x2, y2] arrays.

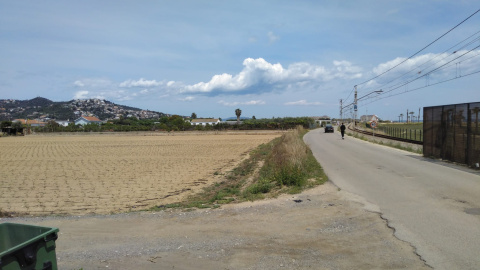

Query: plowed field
[[0, 132, 281, 215]]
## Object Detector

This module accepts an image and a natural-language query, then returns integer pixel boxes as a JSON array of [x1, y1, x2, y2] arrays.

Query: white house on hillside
[[191, 118, 220, 126], [74, 116, 102, 125]]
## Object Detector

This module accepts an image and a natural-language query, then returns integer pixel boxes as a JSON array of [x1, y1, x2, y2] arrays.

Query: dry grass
[[270, 127, 308, 168], [0, 132, 281, 216]]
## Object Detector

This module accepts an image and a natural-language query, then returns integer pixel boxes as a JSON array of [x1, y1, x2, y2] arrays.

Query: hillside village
[[0, 97, 167, 124]]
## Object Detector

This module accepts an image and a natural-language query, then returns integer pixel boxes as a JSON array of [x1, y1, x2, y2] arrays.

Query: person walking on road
[[340, 123, 346, 139]]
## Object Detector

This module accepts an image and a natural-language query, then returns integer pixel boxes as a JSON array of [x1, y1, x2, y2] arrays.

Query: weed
[[244, 178, 273, 195]]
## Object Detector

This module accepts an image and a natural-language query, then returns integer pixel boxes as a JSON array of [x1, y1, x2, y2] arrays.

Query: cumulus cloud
[[182, 58, 362, 95], [71, 77, 175, 103], [218, 100, 266, 106], [72, 88, 130, 101], [285, 100, 323, 106]]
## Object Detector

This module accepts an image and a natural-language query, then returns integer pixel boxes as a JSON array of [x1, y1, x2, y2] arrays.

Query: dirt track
[[5, 182, 430, 270]]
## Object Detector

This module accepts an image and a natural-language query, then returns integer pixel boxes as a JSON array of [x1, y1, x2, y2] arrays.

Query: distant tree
[[169, 115, 186, 131], [46, 120, 60, 132], [235, 108, 242, 124], [1, 121, 12, 128], [400, 113, 404, 122], [252, 115, 256, 120], [11, 121, 23, 129], [191, 112, 197, 119]]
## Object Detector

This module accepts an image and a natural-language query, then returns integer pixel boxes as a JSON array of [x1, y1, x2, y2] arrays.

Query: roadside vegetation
[[151, 126, 327, 210], [1, 116, 315, 134]]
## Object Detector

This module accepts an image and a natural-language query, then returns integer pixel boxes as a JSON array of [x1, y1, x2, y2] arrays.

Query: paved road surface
[[304, 128, 480, 270]]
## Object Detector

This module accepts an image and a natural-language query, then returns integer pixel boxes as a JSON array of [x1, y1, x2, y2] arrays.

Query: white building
[[55, 120, 71, 127], [74, 116, 102, 125], [191, 118, 220, 126]]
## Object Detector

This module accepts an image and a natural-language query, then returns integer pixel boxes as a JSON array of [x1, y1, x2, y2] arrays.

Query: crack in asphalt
[[375, 211, 434, 269]]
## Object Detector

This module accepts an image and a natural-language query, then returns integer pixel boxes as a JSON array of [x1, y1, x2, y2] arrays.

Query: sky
[[1, 1, 479, 120]]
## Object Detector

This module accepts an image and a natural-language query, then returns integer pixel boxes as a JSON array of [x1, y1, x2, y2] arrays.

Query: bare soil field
[[0, 131, 282, 216]]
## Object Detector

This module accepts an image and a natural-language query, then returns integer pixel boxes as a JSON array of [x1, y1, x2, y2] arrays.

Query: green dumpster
[[0, 223, 59, 270]]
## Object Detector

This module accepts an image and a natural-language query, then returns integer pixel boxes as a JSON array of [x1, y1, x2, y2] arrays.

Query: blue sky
[[1, 1, 479, 120]]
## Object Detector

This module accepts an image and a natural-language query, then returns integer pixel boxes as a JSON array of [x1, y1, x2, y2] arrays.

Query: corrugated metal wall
[[424, 102, 480, 168]]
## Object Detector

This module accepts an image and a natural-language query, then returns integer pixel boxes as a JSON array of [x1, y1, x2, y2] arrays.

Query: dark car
[[324, 124, 334, 133]]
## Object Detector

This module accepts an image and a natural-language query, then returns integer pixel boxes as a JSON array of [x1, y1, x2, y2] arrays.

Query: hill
[[0, 97, 167, 121]]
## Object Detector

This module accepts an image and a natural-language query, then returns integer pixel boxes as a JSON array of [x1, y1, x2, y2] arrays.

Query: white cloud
[[372, 50, 480, 83], [73, 78, 113, 88], [73, 88, 131, 101], [267, 31, 279, 44], [73, 80, 84, 87], [179, 96, 195, 101], [119, 78, 163, 88], [182, 58, 363, 94], [285, 100, 323, 106], [244, 100, 266, 105], [74, 90, 89, 99], [218, 100, 266, 106]]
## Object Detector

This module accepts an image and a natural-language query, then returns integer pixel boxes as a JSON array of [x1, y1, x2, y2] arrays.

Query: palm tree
[[409, 111, 414, 123], [235, 108, 242, 125], [400, 113, 404, 122]]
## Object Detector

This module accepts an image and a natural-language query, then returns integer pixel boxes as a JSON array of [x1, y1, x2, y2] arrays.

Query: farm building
[[191, 118, 220, 126], [74, 116, 102, 125]]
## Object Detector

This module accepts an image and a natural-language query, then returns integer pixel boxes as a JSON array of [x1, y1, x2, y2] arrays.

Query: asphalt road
[[304, 128, 480, 270]]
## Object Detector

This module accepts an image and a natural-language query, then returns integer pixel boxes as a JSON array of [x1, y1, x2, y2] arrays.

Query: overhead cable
[[354, 8, 480, 87]]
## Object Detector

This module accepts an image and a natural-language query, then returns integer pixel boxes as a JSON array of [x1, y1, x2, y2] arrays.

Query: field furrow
[[0, 132, 281, 215]]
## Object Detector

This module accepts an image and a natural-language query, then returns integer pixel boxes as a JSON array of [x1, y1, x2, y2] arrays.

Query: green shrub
[[245, 178, 273, 194]]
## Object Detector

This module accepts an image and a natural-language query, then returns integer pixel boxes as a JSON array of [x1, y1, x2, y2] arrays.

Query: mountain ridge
[[0, 97, 167, 121]]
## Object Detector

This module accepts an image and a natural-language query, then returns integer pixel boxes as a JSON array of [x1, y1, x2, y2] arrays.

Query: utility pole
[[340, 99, 343, 123], [418, 107, 421, 122], [354, 85, 357, 126], [407, 109, 409, 123]]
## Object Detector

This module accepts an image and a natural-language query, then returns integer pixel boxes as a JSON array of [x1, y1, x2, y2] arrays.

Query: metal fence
[[423, 102, 480, 168], [375, 126, 423, 142]]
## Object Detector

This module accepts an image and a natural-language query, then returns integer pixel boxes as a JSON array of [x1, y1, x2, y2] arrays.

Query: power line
[[354, 8, 480, 87], [372, 31, 480, 94], [381, 43, 480, 96], [360, 69, 480, 107]]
